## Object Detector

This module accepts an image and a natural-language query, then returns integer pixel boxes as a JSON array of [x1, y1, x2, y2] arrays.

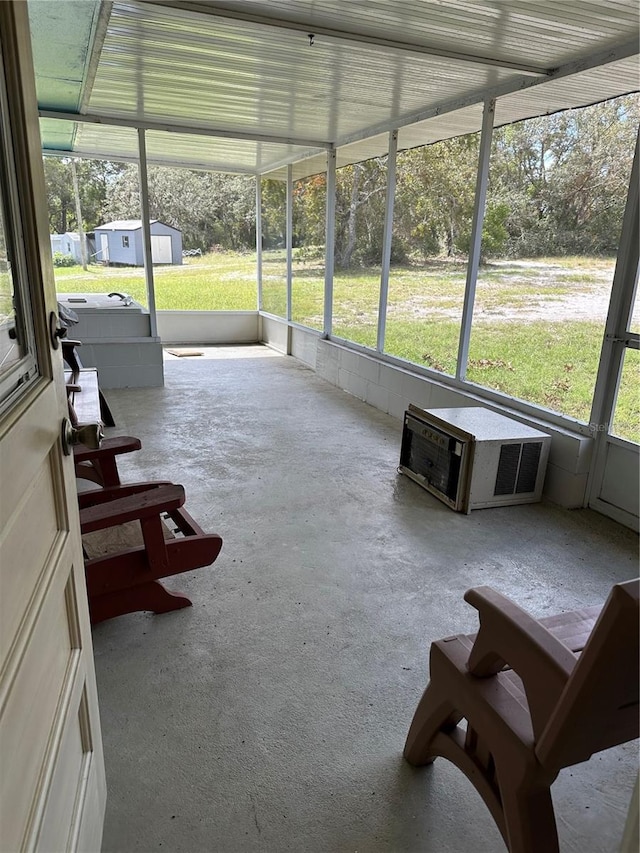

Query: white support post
[[377, 130, 398, 352], [137, 127, 158, 338], [256, 176, 263, 311], [324, 148, 337, 337], [286, 164, 293, 322], [589, 130, 639, 441], [456, 98, 495, 380]]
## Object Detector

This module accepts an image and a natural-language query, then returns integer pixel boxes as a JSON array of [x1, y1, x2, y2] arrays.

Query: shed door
[[151, 234, 172, 264], [0, 5, 106, 851], [100, 233, 109, 262]]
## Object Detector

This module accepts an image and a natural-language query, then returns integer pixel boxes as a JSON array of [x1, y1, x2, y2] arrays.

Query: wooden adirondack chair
[[79, 480, 223, 625], [404, 580, 640, 853], [74, 434, 142, 487]]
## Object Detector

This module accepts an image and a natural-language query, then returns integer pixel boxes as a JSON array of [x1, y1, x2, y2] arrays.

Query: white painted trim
[[39, 109, 331, 151], [590, 497, 639, 533], [590, 132, 640, 427], [588, 130, 640, 507], [78, 2, 113, 114], [43, 148, 259, 175]]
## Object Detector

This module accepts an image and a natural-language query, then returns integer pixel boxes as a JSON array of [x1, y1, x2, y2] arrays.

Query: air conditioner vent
[[494, 443, 521, 495], [516, 442, 542, 493]]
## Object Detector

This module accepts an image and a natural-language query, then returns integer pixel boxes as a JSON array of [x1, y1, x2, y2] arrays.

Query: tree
[[44, 158, 75, 233], [393, 134, 481, 260], [261, 179, 286, 249], [42, 94, 638, 263], [104, 166, 256, 251], [488, 94, 639, 256], [293, 173, 326, 253], [333, 159, 388, 268], [43, 157, 124, 234]]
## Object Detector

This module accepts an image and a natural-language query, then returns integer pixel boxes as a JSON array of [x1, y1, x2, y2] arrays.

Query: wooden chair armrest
[[80, 484, 185, 533], [62, 340, 82, 376], [74, 435, 142, 462], [464, 586, 578, 736], [77, 481, 173, 510]]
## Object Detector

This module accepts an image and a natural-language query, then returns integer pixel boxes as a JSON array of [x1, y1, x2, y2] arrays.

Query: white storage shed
[[93, 219, 182, 266], [49, 231, 83, 263]]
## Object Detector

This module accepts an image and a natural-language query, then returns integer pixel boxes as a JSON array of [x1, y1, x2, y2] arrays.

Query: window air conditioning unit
[[399, 405, 551, 513]]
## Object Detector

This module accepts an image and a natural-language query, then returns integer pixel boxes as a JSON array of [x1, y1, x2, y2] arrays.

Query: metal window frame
[[456, 98, 495, 380], [137, 127, 158, 338], [587, 130, 640, 512], [377, 129, 397, 353], [285, 164, 293, 323], [256, 176, 263, 311], [324, 149, 337, 337], [589, 130, 640, 434]]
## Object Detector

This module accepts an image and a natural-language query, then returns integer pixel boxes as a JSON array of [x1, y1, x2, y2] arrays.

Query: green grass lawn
[[55, 251, 259, 310], [54, 251, 638, 441]]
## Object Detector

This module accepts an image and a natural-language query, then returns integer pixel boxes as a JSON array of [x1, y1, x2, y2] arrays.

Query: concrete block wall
[[261, 318, 595, 509], [259, 315, 288, 354], [290, 325, 320, 369], [316, 338, 594, 508], [77, 340, 164, 388], [157, 311, 259, 344]]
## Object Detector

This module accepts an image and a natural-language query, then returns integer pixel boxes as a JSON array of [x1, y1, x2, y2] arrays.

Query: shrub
[[52, 252, 77, 268]]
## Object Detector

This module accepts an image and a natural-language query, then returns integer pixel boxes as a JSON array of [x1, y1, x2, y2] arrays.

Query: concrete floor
[[93, 345, 638, 853]]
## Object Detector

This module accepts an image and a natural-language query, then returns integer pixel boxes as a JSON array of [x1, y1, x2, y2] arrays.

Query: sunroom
[[30, 2, 638, 527], [31, 0, 640, 532], [17, 3, 640, 850]]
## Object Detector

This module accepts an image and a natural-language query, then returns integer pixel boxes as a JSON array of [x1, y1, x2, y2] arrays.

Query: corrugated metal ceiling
[[32, 0, 639, 177]]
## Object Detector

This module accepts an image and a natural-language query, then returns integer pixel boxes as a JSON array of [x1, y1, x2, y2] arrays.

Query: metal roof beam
[[335, 38, 639, 151], [38, 109, 332, 150], [78, 2, 113, 113], [147, 0, 550, 76], [42, 147, 259, 175], [255, 147, 335, 178]]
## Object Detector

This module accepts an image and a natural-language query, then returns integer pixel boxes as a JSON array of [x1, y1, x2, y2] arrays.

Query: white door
[[587, 136, 639, 532], [0, 5, 106, 851], [100, 233, 109, 262], [151, 234, 172, 264]]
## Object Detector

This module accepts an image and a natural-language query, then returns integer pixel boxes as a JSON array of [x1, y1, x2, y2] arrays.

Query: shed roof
[[50, 231, 81, 241], [95, 219, 179, 232], [30, 1, 639, 178]]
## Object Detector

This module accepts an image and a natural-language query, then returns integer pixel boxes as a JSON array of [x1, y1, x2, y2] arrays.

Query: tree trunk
[[340, 163, 362, 268], [70, 160, 88, 269]]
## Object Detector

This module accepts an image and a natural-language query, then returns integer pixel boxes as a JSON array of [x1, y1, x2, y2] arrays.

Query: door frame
[[587, 130, 640, 530]]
